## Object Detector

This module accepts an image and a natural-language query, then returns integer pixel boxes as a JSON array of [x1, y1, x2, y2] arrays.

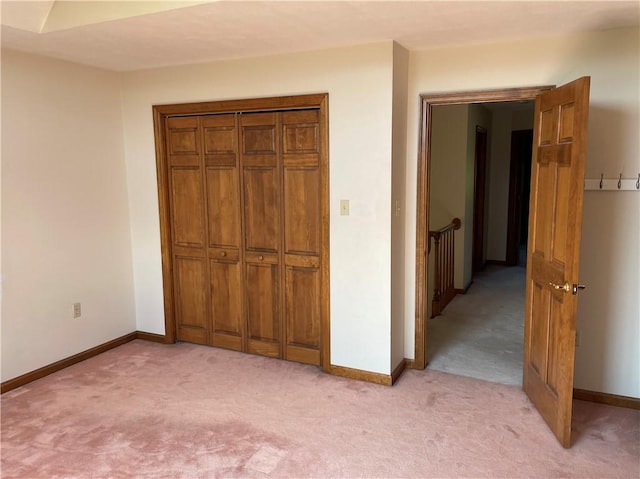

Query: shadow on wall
[[575, 103, 638, 392]]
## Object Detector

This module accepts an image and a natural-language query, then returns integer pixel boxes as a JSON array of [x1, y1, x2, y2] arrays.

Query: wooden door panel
[[174, 256, 208, 344], [170, 167, 205, 247], [283, 111, 319, 152], [284, 265, 321, 365], [532, 164, 553, 257], [210, 258, 243, 351], [552, 167, 571, 264], [201, 114, 243, 349], [243, 168, 279, 252], [205, 167, 240, 249], [202, 114, 236, 161], [167, 116, 209, 346], [547, 295, 564, 396], [529, 282, 549, 377], [168, 117, 199, 155], [169, 130, 198, 155], [280, 108, 322, 364], [241, 112, 278, 167], [524, 77, 590, 448], [282, 109, 320, 166], [244, 126, 276, 154], [241, 112, 280, 255], [283, 168, 320, 255], [245, 260, 280, 358], [241, 112, 282, 359]]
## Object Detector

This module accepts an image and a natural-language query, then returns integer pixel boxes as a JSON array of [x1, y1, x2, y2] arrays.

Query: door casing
[[410, 85, 554, 370]]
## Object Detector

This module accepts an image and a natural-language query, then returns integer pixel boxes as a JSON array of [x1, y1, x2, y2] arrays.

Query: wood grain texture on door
[[154, 94, 329, 370], [282, 110, 322, 365], [166, 116, 209, 345], [523, 77, 590, 448], [241, 113, 283, 358], [202, 114, 244, 351]]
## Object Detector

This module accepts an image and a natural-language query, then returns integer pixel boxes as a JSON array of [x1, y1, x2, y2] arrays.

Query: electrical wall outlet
[[73, 303, 82, 319]]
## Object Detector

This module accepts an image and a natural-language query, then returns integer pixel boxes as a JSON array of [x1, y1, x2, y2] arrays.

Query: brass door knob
[[549, 281, 571, 293], [549, 282, 586, 294]]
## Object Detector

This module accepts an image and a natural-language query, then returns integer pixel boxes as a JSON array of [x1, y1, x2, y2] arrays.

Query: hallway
[[426, 265, 525, 385]]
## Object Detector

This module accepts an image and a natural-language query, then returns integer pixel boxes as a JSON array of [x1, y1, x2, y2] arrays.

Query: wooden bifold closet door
[[161, 98, 326, 367]]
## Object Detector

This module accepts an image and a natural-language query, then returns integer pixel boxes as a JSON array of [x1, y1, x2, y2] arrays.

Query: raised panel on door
[[170, 167, 205, 247], [210, 254, 243, 351], [241, 112, 278, 166], [168, 116, 199, 156], [283, 167, 320, 255], [243, 167, 280, 252], [174, 256, 208, 344], [206, 167, 240, 249], [202, 114, 237, 163], [245, 253, 280, 358], [284, 256, 321, 366], [282, 109, 320, 164]]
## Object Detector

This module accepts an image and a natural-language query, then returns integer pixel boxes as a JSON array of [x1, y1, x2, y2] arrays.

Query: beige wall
[[391, 42, 409, 370], [429, 105, 469, 292], [487, 110, 510, 261], [428, 103, 491, 303], [2, 27, 637, 398], [120, 43, 396, 375], [1, 50, 136, 381], [486, 106, 534, 261], [486, 109, 511, 261], [405, 27, 640, 397]]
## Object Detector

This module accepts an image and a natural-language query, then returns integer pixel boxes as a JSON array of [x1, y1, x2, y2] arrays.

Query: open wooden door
[[523, 77, 590, 448]]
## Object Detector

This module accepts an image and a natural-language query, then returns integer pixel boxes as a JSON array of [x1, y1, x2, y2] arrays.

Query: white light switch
[[340, 199, 350, 216]]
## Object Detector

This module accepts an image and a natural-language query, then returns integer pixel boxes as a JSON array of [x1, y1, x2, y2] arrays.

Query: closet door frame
[[153, 94, 330, 371]]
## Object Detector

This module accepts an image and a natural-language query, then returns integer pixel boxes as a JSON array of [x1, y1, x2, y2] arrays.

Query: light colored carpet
[[427, 265, 525, 385], [2, 340, 638, 478]]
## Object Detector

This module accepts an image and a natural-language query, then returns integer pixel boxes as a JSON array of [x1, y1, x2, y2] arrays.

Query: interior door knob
[[549, 281, 571, 293]]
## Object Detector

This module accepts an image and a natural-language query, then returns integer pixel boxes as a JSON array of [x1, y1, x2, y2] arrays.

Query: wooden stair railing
[[429, 217, 461, 318]]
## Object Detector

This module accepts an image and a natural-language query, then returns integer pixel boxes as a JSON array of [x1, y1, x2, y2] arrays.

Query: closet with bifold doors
[[159, 94, 328, 367]]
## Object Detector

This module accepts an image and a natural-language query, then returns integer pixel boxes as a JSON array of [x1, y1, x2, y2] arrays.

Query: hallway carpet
[[2, 340, 638, 478], [427, 265, 525, 385]]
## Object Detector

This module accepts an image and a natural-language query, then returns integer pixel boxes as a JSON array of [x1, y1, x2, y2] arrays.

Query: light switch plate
[[340, 199, 349, 216]]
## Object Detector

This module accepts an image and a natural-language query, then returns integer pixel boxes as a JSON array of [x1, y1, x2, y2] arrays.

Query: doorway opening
[[425, 100, 535, 385], [412, 86, 554, 373]]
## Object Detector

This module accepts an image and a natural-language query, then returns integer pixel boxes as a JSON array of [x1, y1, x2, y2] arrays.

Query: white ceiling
[[1, 1, 639, 72]]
